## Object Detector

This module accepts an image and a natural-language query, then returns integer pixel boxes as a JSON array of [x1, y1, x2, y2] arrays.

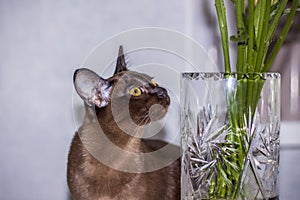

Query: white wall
[[0, 1, 299, 200]]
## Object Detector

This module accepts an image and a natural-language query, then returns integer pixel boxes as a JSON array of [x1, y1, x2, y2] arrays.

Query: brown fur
[[67, 134, 180, 200], [67, 104, 180, 200]]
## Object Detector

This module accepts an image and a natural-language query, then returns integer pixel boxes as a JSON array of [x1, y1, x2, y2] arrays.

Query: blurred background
[[0, 0, 299, 199]]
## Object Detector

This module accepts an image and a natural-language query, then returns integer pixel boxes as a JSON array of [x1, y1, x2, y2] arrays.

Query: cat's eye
[[151, 79, 157, 87], [129, 87, 142, 97]]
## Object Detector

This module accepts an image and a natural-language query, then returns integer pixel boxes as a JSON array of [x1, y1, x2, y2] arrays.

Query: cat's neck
[[94, 105, 144, 153]]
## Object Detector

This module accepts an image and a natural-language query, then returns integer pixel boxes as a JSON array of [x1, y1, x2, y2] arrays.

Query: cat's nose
[[157, 87, 168, 99], [150, 87, 169, 99]]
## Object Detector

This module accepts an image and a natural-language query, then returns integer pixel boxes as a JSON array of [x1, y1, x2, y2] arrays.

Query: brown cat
[[67, 46, 180, 200]]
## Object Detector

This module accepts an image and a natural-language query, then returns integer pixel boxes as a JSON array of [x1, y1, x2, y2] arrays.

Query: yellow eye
[[129, 87, 142, 97], [151, 79, 157, 87]]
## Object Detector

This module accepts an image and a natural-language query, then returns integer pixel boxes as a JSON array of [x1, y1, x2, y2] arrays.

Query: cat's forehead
[[113, 71, 153, 84]]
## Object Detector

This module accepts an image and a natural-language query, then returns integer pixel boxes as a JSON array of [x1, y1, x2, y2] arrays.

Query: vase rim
[[181, 72, 280, 80], [181, 72, 280, 75]]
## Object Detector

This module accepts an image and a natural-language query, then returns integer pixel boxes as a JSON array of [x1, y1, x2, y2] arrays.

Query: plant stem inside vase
[[208, 0, 299, 197], [207, 74, 266, 199]]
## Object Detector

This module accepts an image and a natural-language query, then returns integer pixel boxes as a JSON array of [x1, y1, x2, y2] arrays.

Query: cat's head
[[73, 46, 170, 125]]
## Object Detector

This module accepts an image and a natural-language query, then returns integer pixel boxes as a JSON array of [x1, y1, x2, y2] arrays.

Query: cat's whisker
[[131, 114, 150, 137], [148, 109, 162, 121]]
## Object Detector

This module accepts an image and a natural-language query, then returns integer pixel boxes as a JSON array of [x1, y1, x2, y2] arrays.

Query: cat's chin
[[149, 110, 168, 122], [143, 105, 169, 123], [131, 109, 168, 126]]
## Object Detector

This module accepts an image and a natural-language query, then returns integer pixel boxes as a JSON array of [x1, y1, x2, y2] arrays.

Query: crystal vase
[[181, 73, 280, 200]]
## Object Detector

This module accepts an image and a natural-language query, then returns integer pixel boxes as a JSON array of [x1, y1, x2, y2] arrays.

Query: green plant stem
[[235, 0, 246, 72], [247, 0, 255, 72], [246, 1, 255, 119], [264, 0, 299, 71], [266, 0, 289, 44], [255, 0, 271, 72], [253, 0, 266, 67], [215, 0, 231, 73], [210, 0, 298, 199]]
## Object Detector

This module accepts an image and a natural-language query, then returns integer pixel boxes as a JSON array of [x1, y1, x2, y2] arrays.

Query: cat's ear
[[114, 45, 128, 75], [73, 68, 112, 108]]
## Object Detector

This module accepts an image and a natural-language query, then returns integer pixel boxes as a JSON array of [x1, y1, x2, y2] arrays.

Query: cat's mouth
[[145, 91, 170, 122]]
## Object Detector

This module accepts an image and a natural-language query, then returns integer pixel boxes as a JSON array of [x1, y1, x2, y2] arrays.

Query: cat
[[67, 46, 180, 200]]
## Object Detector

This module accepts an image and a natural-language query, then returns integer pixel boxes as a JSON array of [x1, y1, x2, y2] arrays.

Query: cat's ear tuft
[[114, 45, 128, 75], [73, 68, 112, 108]]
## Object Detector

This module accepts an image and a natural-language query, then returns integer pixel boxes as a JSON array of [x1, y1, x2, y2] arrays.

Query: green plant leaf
[[270, 1, 280, 20], [230, 31, 248, 43]]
